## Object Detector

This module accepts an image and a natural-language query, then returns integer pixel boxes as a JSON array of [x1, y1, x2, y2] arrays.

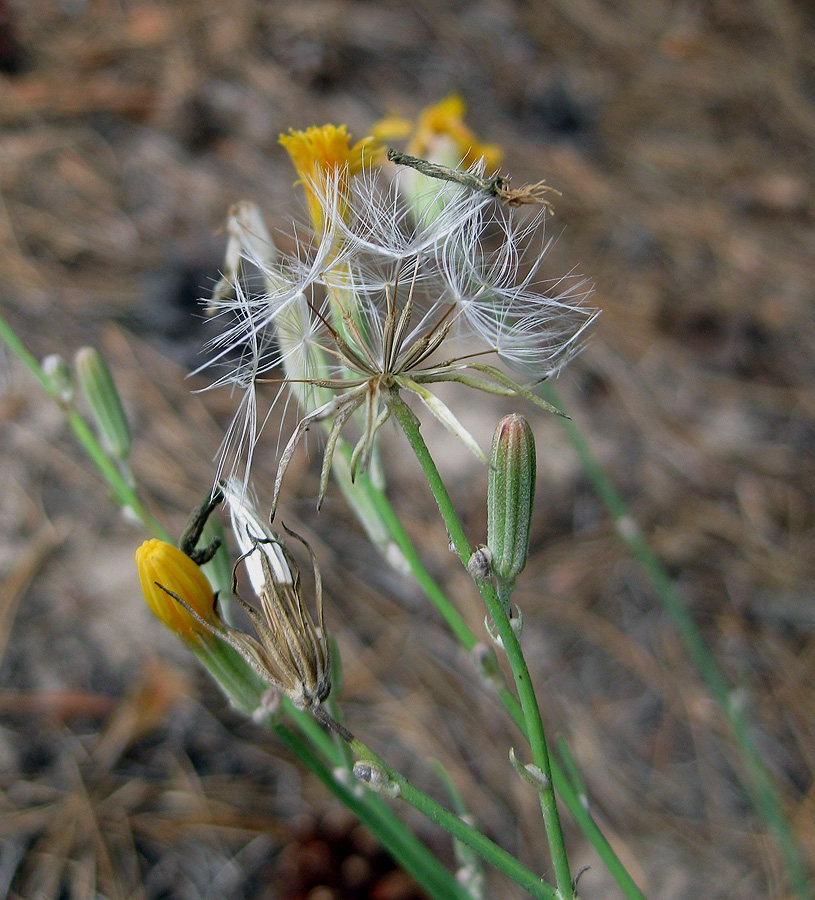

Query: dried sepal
[[181, 487, 333, 712]]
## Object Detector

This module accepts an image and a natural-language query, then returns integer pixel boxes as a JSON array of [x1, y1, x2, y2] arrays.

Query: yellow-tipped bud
[[136, 539, 217, 641]]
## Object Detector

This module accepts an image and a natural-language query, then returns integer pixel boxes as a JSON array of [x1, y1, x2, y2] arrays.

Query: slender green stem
[[0, 313, 169, 541], [486, 580, 572, 899], [540, 383, 813, 900], [356, 465, 476, 650], [555, 735, 589, 806], [65, 406, 170, 539], [288, 699, 559, 898], [347, 732, 559, 900], [350, 436, 647, 899], [492, 577, 572, 900], [273, 718, 467, 900], [390, 394, 573, 900]]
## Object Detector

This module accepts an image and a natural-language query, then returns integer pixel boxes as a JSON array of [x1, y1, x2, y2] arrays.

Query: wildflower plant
[[191, 114, 601, 900], [2, 96, 810, 900]]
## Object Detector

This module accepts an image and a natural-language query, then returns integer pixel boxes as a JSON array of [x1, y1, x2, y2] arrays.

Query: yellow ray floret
[[373, 95, 502, 170], [280, 125, 379, 231], [136, 539, 217, 642]]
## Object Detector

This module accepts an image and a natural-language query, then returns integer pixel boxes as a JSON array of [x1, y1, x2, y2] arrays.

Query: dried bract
[[164, 487, 332, 712]]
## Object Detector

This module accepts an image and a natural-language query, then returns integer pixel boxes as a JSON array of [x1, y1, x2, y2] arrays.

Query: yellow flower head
[[136, 539, 218, 642], [374, 95, 503, 171], [280, 125, 378, 232]]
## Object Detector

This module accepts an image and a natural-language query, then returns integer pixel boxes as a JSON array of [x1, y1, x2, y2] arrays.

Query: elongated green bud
[[74, 347, 132, 460], [487, 414, 536, 587]]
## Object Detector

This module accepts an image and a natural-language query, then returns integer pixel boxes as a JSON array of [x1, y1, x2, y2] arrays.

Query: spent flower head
[[179, 481, 333, 711]]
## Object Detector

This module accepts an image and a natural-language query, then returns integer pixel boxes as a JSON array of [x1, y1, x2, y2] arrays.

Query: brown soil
[[1, 1, 814, 898]]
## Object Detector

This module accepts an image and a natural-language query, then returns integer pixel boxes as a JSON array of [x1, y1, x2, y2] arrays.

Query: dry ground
[[1, 1, 814, 898]]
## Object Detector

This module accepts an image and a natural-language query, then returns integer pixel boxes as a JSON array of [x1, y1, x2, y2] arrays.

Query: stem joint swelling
[[391, 395, 575, 900], [510, 747, 550, 791]]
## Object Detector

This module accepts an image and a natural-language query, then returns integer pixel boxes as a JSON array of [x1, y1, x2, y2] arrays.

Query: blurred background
[[1, 1, 814, 898]]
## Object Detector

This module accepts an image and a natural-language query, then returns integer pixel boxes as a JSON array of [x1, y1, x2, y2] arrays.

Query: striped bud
[[487, 414, 536, 587], [74, 347, 132, 461]]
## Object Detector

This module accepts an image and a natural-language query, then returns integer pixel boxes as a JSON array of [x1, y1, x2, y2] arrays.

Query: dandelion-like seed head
[[205, 132, 595, 510]]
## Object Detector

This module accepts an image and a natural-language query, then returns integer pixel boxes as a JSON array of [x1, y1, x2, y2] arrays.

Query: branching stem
[[390, 393, 574, 900]]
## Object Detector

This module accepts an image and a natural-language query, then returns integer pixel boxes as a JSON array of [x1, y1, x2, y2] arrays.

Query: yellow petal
[[136, 539, 217, 641], [407, 95, 503, 170], [280, 125, 380, 232], [369, 114, 413, 142]]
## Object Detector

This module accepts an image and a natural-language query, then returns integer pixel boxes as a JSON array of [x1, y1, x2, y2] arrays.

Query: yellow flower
[[279, 125, 378, 232], [136, 539, 218, 642], [374, 95, 503, 170]]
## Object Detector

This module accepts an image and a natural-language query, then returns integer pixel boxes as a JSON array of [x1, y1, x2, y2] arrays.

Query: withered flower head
[[175, 483, 332, 711]]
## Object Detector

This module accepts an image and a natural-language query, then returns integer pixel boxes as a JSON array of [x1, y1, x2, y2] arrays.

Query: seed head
[[204, 121, 595, 505]]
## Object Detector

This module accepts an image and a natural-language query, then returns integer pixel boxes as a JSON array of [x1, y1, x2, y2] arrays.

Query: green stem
[[288, 699, 558, 898], [540, 383, 812, 900], [273, 718, 467, 900], [390, 394, 573, 900], [65, 406, 170, 539], [350, 437, 647, 899], [0, 313, 169, 541], [347, 732, 559, 900], [357, 466, 476, 650]]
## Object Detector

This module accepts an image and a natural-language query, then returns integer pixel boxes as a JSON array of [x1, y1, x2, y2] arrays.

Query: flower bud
[[487, 414, 536, 587], [41, 354, 73, 403], [74, 347, 132, 460], [135, 539, 218, 642]]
